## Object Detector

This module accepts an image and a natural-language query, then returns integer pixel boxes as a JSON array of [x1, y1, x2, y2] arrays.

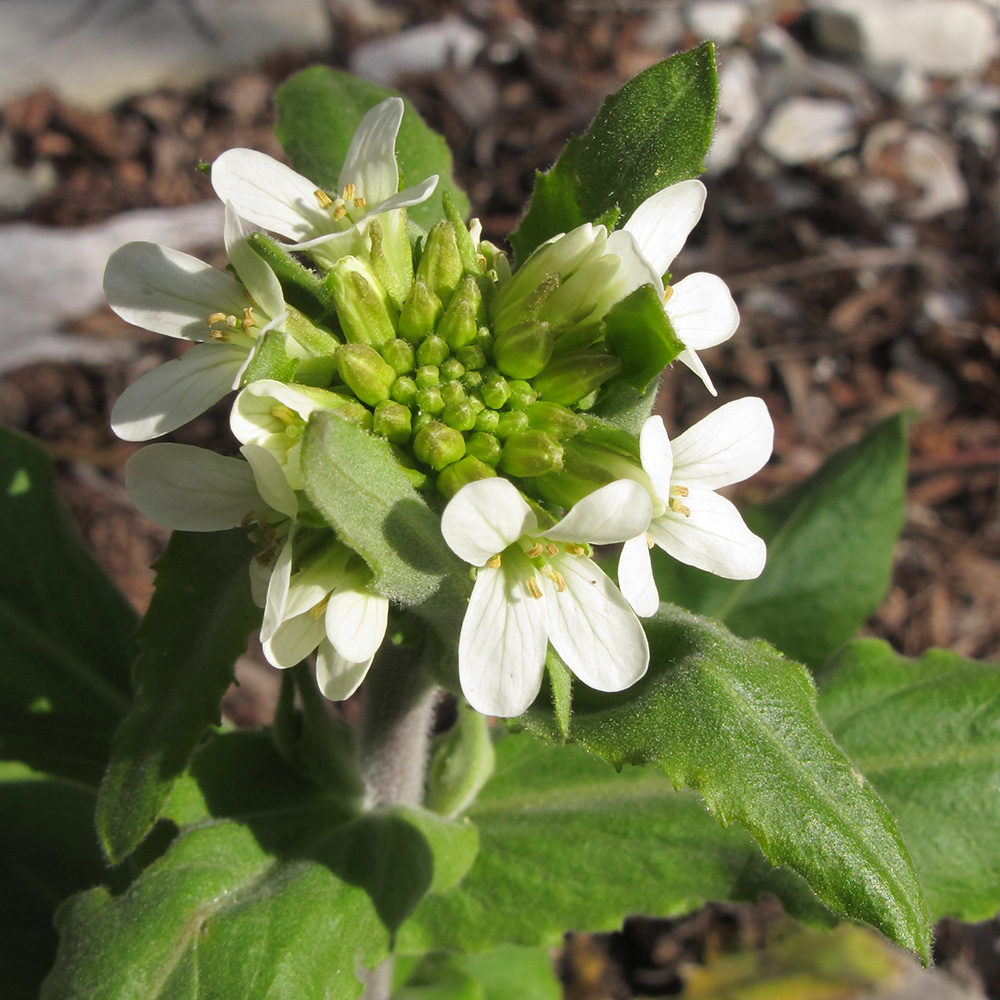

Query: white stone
[[760, 97, 859, 165], [685, 0, 749, 45], [0, 131, 57, 212], [0, 202, 224, 372], [0, 0, 330, 111], [705, 50, 761, 173], [810, 0, 998, 78], [349, 19, 486, 86], [901, 131, 968, 218]]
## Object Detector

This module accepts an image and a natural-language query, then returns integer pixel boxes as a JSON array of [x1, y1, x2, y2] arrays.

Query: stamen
[[526, 577, 543, 599], [333, 205, 347, 221], [563, 543, 586, 556], [545, 543, 558, 557], [669, 496, 691, 517], [241, 307, 255, 331], [206, 311, 228, 326], [646, 532, 654, 549], [271, 404, 297, 427], [662, 285, 674, 305], [353, 196, 366, 209], [342, 183, 356, 202], [488, 554, 502, 569], [540, 564, 567, 592], [209, 329, 229, 341], [671, 485, 689, 497], [241, 512, 255, 529], [309, 596, 330, 619], [314, 188, 334, 209], [525, 542, 543, 559]]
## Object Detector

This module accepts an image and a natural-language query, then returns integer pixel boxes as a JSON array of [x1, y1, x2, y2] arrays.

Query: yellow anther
[[314, 188, 334, 209], [309, 596, 330, 620], [488, 553, 502, 570], [206, 311, 229, 326], [271, 404, 297, 427], [540, 564, 567, 592], [671, 484, 689, 497], [209, 329, 229, 341], [545, 543, 558, 557], [662, 285, 674, 305], [563, 543, 586, 556], [669, 496, 691, 517], [646, 532, 655, 549], [526, 577, 543, 599], [342, 183, 356, 201], [525, 542, 543, 559], [241, 512, 255, 529], [241, 307, 255, 331], [354, 196, 366, 209], [333, 205, 347, 221]]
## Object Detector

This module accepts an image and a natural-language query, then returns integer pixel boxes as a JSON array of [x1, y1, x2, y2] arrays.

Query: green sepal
[[240, 329, 299, 386], [545, 649, 573, 740], [246, 231, 339, 324], [426, 701, 496, 818], [603, 284, 684, 389]]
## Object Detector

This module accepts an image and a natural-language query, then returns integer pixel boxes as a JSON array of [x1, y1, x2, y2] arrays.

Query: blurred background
[[1, 0, 998, 996]]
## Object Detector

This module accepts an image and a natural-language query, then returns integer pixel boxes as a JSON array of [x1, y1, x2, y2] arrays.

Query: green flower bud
[[438, 275, 482, 350], [415, 365, 440, 389], [398, 278, 443, 344], [390, 375, 417, 406], [437, 455, 496, 499], [492, 272, 560, 335], [462, 369, 484, 392], [414, 420, 467, 471], [440, 380, 465, 406], [525, 400, 587, 440], [330, 396, 373, 432], [499, 429, 564, 478], [440, 357, 465, 382], [416, 385, 445, 415], [493, 321, 554, 380], [535, 434, 647, 507], [416, 221, 463, 305], [467, 393, 485, 413], [379, 337, 416, 375], [417, 334, 449, 368], [328, 256, 396, 346], [372, 399, 413, 443], [466, 430, 502, 466], [443, 191, 484, 276], [480, 373, 511, 410], [507, 379, 538, 411], [495, 410, 529, 439], [412, 411, 435, 435], [442, 400, 476, 432], [336, 343, 396, 406], [473, 408, 499, 434], [455, 344, 486, 370], [531, 350, 622, 405], [475, 327, 494, 357], [368, 215, 413, 310], [538, 256, 624, 329]]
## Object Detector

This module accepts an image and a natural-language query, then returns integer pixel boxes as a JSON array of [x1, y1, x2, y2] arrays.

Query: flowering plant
[[3, 46, 999, 1000]]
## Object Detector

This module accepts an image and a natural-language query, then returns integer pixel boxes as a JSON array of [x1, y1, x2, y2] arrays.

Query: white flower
[[211, 97, 438, 267], [618, 397, 774, 617], [441, 478, 652, 717], [607, 180, 740, 395], [107, 203, 289, 441]]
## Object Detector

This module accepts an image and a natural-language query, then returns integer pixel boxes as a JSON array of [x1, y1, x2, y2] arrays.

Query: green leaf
[[401, 734, 832, 955], [510, 43, 718, 262], [96, 529, 260, 865], [653, 415, 908, 667], [301, 412, 467, 638], [426, 701, 496, 818], [275, 66, 469, 230], [516, 607, 931, 960], [47, 731, 478, 999], [396, 945, 561, 1000], [0, 427, 134, 782], [819, 640, 1000, 923]]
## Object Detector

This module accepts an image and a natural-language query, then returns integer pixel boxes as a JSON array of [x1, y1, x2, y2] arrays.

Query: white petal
[[325, 587, 388, 663], [458, 561, 547, 717], [104, 242, 246, 341], [211, 148, 333, 242], [125, 444, 263, 531], [543, 555, 648, 693], [441, 478, 537, 566], [623, 180, 706, 276], [339, 98, 404, 206], [224, 202, 286, 323], [261, 533, 294, 642], [240, 444, 298, 520], [110, 342, 246, 441], [676, 346, 717, 396], [547, 480, 651, 545], [315, 643, 374, 701], [605, 228, 662, 296], [649, 488, 766, 579], [670, 398, 773, 489], [665, 272, 739, 350], [371, 175, 439, 214], [639, 416, 674, 503], [263, 612, 325, 669], [618, 534, 660, 618]]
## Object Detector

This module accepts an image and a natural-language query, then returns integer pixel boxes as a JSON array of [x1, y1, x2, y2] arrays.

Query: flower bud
[[438, 275, 482, 350], [507, 379, 538, 411], [480, 373, 511, 410], [368, 215, 413, 310], [534, 436, 646, 508], [416, 385, 445, 415], [390, 375, 417, 406], [495, 410, 529, 438], [499, 429, 564, 478], [462, 369, 484, 392], [417, 334, 449, 368], [398, 278, 443, 345], [525, 400, 587, 439], [414, 420, 467, 471], [415, 365, 440, 389], [455, 344, 486, 370], [440, 357, 465, 382], [473, 408, 500, 434], [537, 255, 625, 329], [493, 321, 554, 380], [492, 273, 560, 336], [371, 400, 412, 443], [416, 221, 463, 305], [437, 455, 496, 499], [440, 380, 465, 406], [442, 399, 476, 432], [379, 337, 416, 375], [336, 343, 397, 406], [465, 430, 502, 466], [331, 396, 373, 432], [328, 256, 396, 347], [531, 350, 622, 405]]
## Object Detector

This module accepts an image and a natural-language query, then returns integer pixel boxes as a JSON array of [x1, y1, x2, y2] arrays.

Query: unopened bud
[[336, 343, 396, 406], [493, 321, 554, 380], [417, 221, 463, 304], [525, 401, 586, 440], [415, 365, 440, 389], [499, 430, 564, 478], [443, 400, 476, 432], [331, 396, 373, 432], [466, 430, 502, 466], [440, 380, 465, 406], [390, 375, 417, 406], [328, 257, 396, 347], [531, 350, 622, 405], [438, 275, 482, 350], [368, 215, 413, 310], [437, 455, 496, 499], [416, 385, 445, 415], [495, 410, 530, 438], [455, 344, 486, 370], [417, 334, 449, 368], [379, 337, 416, 375], [480, 373, 511, 410], [462, 369, 484, 391], [372, 400, 413, 443], [414, 420, 467, 471], [535, 436, 646, 507], [492, 273, 560, 335], [440, 357, 465, 382], [538, 255, 624, 329], [507, 379, 538, 411], [398, 278, 442, 344], [473, 408, 500, 434]]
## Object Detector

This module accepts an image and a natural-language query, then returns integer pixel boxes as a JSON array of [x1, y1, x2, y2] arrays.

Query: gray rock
[[706, 50, 762, 173], [685, 0, 749, 44], [0, 131, 56, 212], [760, 96, 859, 165], [349, 19, 486, 86]]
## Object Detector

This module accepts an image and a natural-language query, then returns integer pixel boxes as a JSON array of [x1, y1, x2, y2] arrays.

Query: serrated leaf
[[819, 640, 1000, 922], [515, 607, 931, 960], [275, 66, 469, 230], [0, 427, 134, 782], [400, 734, 833, 955], [47, 731, 478, 999], [510, 44, 718, 261], [301, 412, 467, 638], [96, 529, 260, 864], [653, 415, 908, 667]]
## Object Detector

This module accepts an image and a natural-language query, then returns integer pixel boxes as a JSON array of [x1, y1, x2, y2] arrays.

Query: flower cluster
[[111, 96, 773, 717]]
